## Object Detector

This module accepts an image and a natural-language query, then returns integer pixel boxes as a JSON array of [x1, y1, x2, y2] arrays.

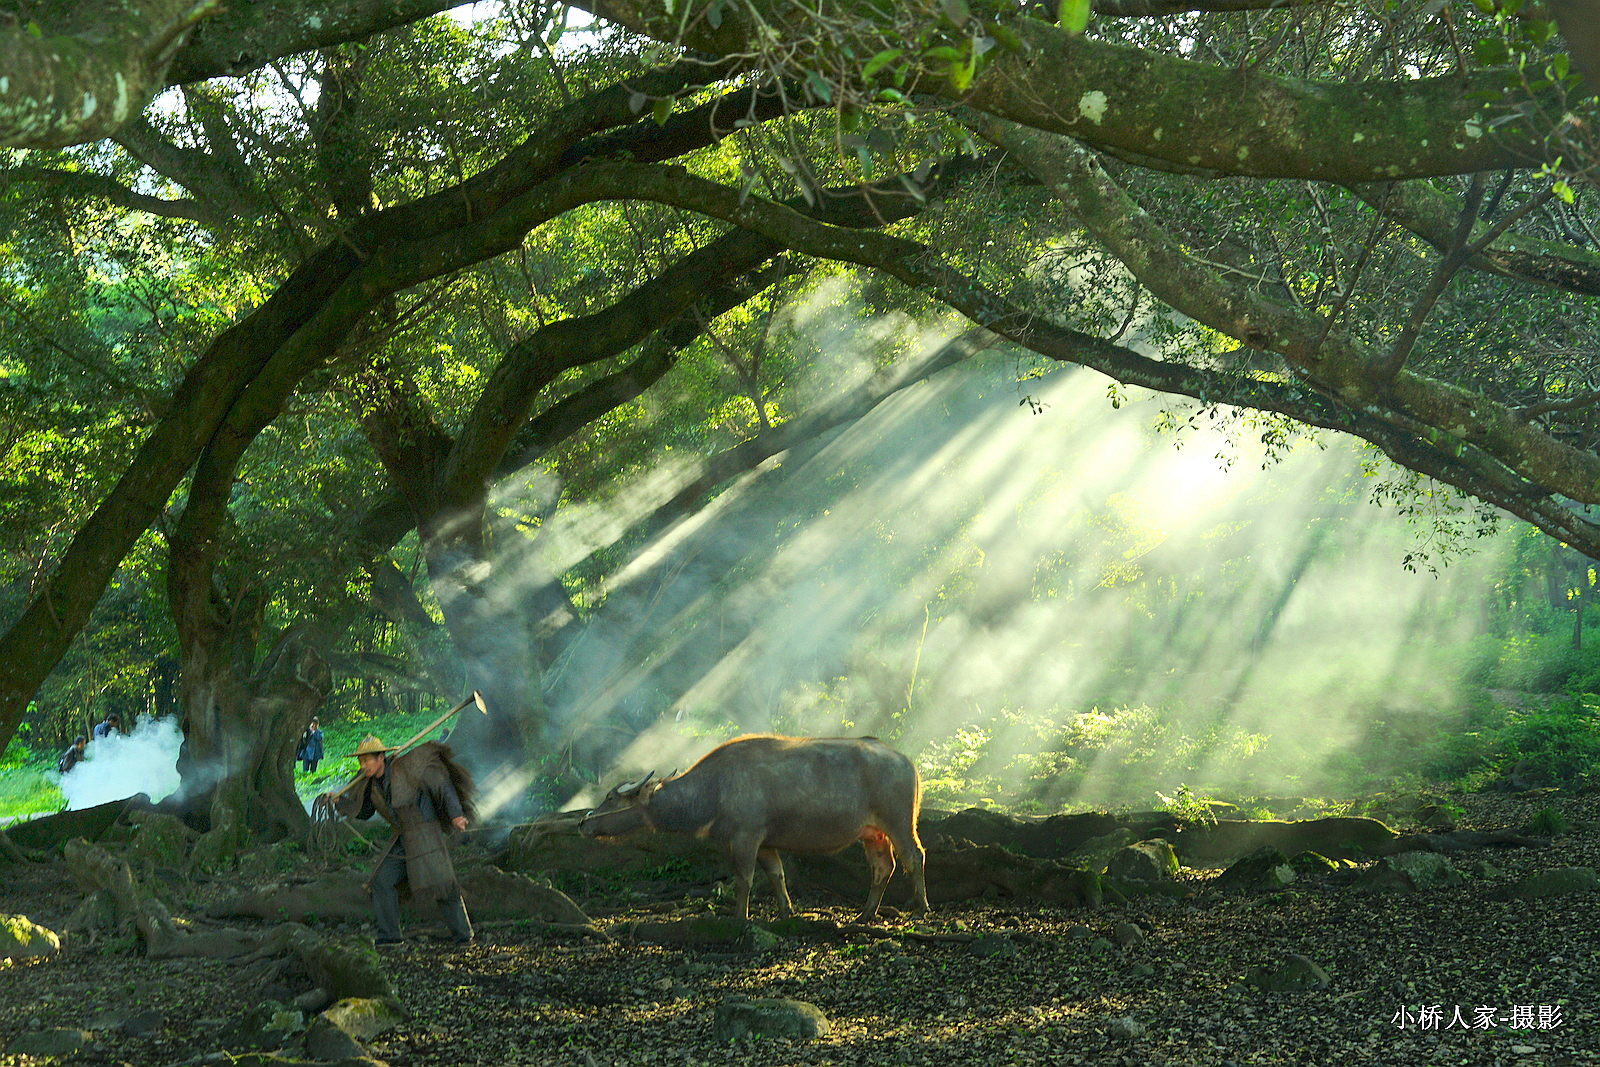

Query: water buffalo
[[579, 734, 929, 921]]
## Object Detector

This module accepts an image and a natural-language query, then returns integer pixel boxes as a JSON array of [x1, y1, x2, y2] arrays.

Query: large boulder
[[1214, 846, 1297, 892], [0, 914, 62, 962], [208, 866, 591, 927], [1069, 829, 1140, 874], [1107, 840, 1179, 882], [1354, 852, 1464, 894], [320, 997, 404, 1040]]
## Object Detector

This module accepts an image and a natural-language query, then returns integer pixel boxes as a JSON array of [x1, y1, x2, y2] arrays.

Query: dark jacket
[[335, 742, 475, 902], [58, 745, 84, 774], [298, 727, 324, 761]]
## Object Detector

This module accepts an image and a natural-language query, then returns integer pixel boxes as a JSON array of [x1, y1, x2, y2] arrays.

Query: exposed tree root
[[1370, 829, 1553, 855], [63, 838, 397, 1006], [0, 824, 36, 864]]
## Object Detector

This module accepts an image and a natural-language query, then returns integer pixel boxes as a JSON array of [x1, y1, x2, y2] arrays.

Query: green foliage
[[1522, 806, 1567, 836], [294, 703, 459, 800], [0, 738, 31, 772], [1487, 695, 1600, 788], [917, 702, 1272, 810], [1155, 783, 1217, 827], [1466, 630, 1600, 692]]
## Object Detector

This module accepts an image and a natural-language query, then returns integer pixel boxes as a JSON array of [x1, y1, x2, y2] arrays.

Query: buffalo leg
[[858, 829, 897, 920], [884, 822, 929, 914], [756, 848, 794, 917], [725, 836, 761, 920]]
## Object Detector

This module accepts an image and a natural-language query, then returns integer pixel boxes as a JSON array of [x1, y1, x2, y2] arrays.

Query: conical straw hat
[[347, 734, 395, 758]]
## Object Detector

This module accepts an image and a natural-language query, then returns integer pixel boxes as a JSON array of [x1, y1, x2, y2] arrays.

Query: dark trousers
[[371, 849, 472, 941], [302, 758, 319, 773]]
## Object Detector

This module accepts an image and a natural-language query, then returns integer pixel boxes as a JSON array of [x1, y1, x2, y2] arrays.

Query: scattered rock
[[120, 1009, 164, 1035], [1214, 846, 1297, 892], [0, 914, 61, 962], [1354, 852, 1464, 894], [320, 997, 404, 1040], [304, 1013, 368, 1061], [1244, 953, 1331, 992], [1506, 866, 1599, 900], [1070, 828, 1139, 873], [1112, 921, 1145, 948], [1105, 1015, 1144, 1041], [4, 1028, 91, 1057], [712, 996, 831, 1042], [1108, 839, 1179, 882], [969, 934, 1019, 958], [1288, 851, 1338, 876]]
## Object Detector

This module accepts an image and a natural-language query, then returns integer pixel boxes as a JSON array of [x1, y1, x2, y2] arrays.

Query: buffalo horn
[[616, 771, 656, 797]]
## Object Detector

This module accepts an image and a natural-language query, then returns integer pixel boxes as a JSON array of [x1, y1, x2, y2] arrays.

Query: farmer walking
[[321, 735, 476, 947]]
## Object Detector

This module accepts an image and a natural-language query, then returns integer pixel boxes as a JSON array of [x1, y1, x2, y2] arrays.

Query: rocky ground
[[2, 790, 1598, 1067]]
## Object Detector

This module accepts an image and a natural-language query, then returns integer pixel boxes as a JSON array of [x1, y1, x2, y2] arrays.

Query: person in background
[[91, 713, 121, 741], [297, 717, 325, 773], [323, 735, 477, 947], [57, 736, 87, 774]]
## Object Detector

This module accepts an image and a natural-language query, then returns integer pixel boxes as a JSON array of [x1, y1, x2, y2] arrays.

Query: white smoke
[[58, 717, 183, 809]]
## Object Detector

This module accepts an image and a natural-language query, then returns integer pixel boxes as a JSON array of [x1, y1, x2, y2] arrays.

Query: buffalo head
[[578, 771, 661, 838]]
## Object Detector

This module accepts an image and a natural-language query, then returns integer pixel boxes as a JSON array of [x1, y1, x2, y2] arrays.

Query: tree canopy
[[3, 0, 1600, 823]]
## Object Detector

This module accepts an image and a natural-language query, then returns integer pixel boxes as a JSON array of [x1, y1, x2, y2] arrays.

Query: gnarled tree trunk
[[168, 549, 332, 839]]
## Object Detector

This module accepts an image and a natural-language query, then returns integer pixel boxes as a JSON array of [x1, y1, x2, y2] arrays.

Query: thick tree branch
[[3, 165, 222, 226], [0, 0, 219, 149], [574, 1, 1556, 180], [527, 158, 1600, 558], [111, 113, 270, 227], [0, 63, 770, 749], [958, 115, 1600, 509]]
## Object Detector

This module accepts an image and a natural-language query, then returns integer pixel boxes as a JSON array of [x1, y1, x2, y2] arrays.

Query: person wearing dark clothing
[[325, 735, 476, 946], [297, 718, 325, 773], [57, 736, 87, 774], [91, 714, 121, 741]]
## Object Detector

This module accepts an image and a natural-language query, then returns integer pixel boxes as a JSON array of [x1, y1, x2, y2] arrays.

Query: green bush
[[1474, 631, 1600, 693], [918, 702, 1274, 811], [1489, 696, 1600, 787]]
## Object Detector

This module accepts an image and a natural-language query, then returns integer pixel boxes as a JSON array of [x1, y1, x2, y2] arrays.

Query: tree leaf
[[652, 97, 673, 126], [1058, 0, 1090, 35], [863, 48, 904, 80]]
